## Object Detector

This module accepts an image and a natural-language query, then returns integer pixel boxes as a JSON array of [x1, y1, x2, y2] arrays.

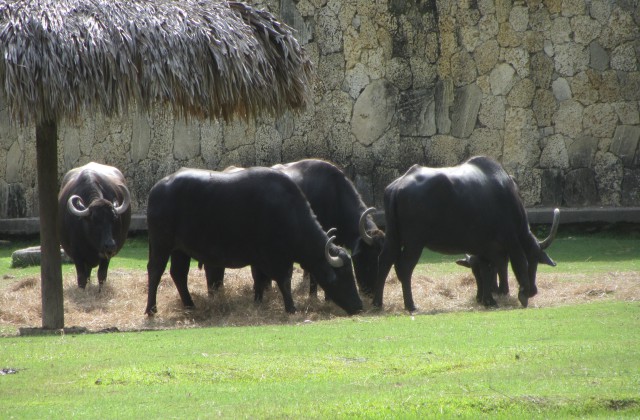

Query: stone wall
[[1, 0, 639, 218]]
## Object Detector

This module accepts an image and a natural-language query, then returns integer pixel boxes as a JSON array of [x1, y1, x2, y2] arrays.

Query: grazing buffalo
[[373, 156, 560, 311], [203, 159, 384, 297], [58, 162, 131, 290], [274, 160, 384, 296], [145, 167, 363, 316]]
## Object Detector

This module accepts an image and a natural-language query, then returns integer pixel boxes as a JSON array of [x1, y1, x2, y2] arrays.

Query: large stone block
[[0, 179, 6, 218], [621, 168, 640, 205], [489, 63, 516, 95], [468, 128, 503, 158], [451, 83, 483, 138], [540, 134, 569, 168], [568, 135, 599, 167], [474, 39, 500, 75], [173, 121, 201, 160], [424, 135, 467, 167], [594, 151, 622, 205], [571, 71, 599, 105], [589, 42, 609, 71], [618, 72, 640, 101], [554, 43, 589, 77], [611, 43, 638, 71], [540, 169, 564, 207], [316, 8, 342, 55], [531, 52, 554, 89], [451, 50, 477, 87], [6, 184, 26, 218], [509, 5, 529, 32], [351, 79, 398, 145], [583, 103, 617, 138], [503, 108, 540, 168], [532, 89, 556, 127], [11, 246, 72, 268], [6, 140, 23, 184], [553, 100, 584, 137], [507, 78, 535, 107], [571, 15, 601, 45], [435, 79, 454, 134], [131, 114, 152, 163], [564, 168, 598, 206], [613, 102, 640, 125], [540, 168, 564, 206], [611, 125, 640, 167], [479, 95, 505, 129], [397, 88, 436, 137]]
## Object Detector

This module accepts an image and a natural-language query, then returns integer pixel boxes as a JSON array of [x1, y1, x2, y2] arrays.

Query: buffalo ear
[[539, 251, 556, 267]]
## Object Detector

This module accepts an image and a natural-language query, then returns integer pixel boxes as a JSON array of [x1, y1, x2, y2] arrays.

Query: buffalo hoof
[[518, 291, 529, 308], [285, 306, 296, 314], [482, 296, 497, 307], [145, 306, 158, 316], [405, 304, 417, 313]]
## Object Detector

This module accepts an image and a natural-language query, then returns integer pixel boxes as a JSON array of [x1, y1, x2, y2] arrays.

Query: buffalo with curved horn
[[58, 162, 131, 291], [374, 156, 560, 311], [456, 208, 560, 305], [145, 167, 362, 316], [203, 160, 385, 298]]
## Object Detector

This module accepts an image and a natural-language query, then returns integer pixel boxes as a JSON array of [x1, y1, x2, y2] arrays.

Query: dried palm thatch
[[0, 0, 313, 126]]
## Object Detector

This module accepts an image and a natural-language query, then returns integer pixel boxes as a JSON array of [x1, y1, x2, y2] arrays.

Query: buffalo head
[[518, 208, 560, 307], [323, 234, 363, 314], [352, 207, 385, 296], [67, 187, 130, 259]]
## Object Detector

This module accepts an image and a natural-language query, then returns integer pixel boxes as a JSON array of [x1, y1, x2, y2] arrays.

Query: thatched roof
[[0, 0, 314, 125]]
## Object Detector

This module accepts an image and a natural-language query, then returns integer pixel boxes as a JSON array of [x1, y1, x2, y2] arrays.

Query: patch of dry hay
[[1, 266, 638, 335]]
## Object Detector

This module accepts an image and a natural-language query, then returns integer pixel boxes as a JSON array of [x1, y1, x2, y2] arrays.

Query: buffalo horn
[[539, 208, 560, 250], [67, 195, 90, 217], [325, 236, 344, 268], [358, 207, 376, 246], [114, 186, 131, 215]]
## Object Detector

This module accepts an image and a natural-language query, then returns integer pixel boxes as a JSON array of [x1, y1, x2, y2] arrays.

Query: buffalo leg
[[145, 248, 170, 316], [204, 265, 225, 295], [475, 260, 497, 307], [169, 250, 195, 309], [75, 262, 92, 289], [306, 270, 318, 298], [509, 248, 530, 307], [373, 242, 399, 308], [251, 266, 270, 303], [97, 258, 110, 292], [497, 258, 509, 295], [273, 267, 296, 314], [394, 246, 422, 312]]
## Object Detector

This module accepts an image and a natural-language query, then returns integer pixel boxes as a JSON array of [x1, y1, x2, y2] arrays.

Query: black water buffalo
[[373, 156, 560, 311], [144, 167, 363, 316], [58, 162, 131, 290], [274, 160, 384, 295], [203, 159, 384, 297]]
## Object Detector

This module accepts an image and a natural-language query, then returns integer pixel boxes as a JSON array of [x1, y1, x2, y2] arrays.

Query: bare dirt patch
[[0, 267, 638, 334]]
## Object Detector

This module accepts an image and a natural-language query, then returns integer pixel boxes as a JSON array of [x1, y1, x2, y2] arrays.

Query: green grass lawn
[[0, 301, 638, 418], [0, 229, 638, 418]]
